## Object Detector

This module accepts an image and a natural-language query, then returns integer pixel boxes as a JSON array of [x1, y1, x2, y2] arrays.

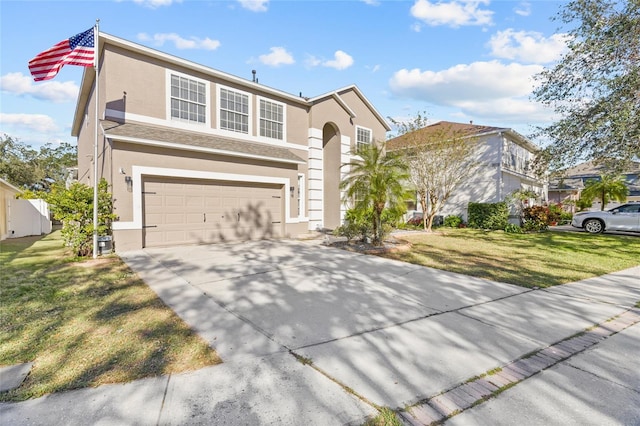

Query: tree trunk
[[420, 194, 428, 231]]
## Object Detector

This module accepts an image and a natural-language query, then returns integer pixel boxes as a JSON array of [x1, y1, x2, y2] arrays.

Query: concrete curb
[[399, 308, 640, 425]]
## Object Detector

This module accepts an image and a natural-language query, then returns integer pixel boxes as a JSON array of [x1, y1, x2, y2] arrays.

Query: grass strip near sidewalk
[[383, 229, 640, 288], [0, 231, 221, 402]]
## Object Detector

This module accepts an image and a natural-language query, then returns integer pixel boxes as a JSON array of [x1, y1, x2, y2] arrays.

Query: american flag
[[28, 28, 95, 81]]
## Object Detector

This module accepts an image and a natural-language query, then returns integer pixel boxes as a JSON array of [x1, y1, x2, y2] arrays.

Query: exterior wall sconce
[[290, 186, 295, 198], [125, 176, 133, 192]]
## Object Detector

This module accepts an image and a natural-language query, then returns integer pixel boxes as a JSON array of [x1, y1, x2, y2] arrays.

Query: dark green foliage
[[334, 208, 373, 242], [443, 214, 463, 228], [467, 202, 509, 230], [522, 205, 557, 232], [0, 134, 77, 189], [45, 179, 117, 256], [504, 223, 524, 233], [533, 0, 640, 172], [340, 143, 410, 245]]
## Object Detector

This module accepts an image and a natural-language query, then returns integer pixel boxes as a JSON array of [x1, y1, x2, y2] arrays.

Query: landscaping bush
[[443, 214, 463, 228], [560, 211, 573, 223], [46, 179, 116, 257], [504, 223, 523, 233], [406, 215, 423, 227], [467, 202, 509, 230], [522, 205, 554, 231]]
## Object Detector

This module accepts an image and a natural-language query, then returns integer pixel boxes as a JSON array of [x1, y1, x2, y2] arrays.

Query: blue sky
[[0, 0, 567, 149]]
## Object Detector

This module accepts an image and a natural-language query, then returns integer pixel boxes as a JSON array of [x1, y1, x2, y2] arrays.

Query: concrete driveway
[[2, 238, 639, 425], [120, 239, 640, 412]]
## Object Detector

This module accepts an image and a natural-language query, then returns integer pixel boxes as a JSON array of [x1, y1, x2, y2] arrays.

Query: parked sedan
[[572, 203, 640, 234]]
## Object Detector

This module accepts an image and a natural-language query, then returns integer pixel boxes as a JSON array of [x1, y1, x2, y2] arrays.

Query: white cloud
[[410, 0, 494, 28], [304, 55, 322, 68], [389, 60, 554, 123], [259, 47, 295, 67], [0, 113, 59, 133], [361, 0, 380, 5], [238, 0, 268, 12], [0, 72, 78, 103], [514, 1, 531, 16], [323, 51, 354, 70], [130, 0, 181, 8], [488, 29, 569, 64], [137, 33, 221, 50]]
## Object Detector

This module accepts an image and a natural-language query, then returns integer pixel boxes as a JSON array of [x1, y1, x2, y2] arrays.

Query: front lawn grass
[[0, 231, 221, 402], [383, 229, 640, 288]]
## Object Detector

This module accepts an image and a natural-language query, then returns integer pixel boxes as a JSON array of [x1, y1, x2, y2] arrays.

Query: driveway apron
[[123, 239, 640, 413]]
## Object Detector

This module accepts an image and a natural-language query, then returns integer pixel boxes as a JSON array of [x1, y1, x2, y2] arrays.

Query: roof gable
[[73, 32, 390, 135], [386, 120, 537, 152]]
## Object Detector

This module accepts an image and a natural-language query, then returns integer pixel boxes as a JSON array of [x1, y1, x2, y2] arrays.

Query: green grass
[[383, 228, 640, 288], [362, 407, 403, 426], [0, 231, 221, 401]]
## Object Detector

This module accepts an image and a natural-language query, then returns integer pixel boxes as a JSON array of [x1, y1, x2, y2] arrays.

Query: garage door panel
[[143, 178, 283, 248]]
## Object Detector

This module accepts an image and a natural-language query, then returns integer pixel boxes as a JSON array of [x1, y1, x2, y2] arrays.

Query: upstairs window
[[170, 74, 206, 124], [220, 87, 249, 133], [356, 126, 372, 152], [259, 99, 284, 140]]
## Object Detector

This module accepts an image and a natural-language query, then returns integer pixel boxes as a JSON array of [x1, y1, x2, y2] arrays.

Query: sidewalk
[[1, 240, 638, 425]]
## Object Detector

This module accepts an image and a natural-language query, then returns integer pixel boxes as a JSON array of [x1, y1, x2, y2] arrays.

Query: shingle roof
[[559, 160, 640, 177], [101, 120, 306, 164], [386, 121, 507, 151]]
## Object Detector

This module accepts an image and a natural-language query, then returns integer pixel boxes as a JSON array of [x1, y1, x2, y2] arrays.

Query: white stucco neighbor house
[[386, 121, 547, 222], [0, 178, 52, 240]]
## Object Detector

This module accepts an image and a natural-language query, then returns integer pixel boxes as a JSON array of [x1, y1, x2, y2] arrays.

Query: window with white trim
[[356, 126, 372, 152], [219, 87, 249, 133], [170, 74, 207, 124], [259, 99, 284, 140]]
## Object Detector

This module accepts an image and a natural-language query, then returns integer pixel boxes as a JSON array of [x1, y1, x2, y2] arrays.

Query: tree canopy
[[0, 134, 77, 190], [389, 114, 479, 231], [533, 0, 640, 173]]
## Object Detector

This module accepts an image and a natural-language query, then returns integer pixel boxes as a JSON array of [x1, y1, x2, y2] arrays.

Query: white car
[[571, 203, 640, 234]]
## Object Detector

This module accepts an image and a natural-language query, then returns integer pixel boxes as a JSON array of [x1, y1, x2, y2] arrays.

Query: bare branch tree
[[389, 116, 479, 231]]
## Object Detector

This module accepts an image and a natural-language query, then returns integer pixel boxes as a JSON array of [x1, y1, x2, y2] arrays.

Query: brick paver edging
[[399, 308, 640, 426]]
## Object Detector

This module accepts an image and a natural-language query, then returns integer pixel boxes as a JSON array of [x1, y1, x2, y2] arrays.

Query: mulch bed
[[328, 237, 412, 254]]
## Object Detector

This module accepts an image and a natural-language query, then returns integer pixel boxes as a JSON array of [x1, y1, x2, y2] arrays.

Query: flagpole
[[92, 19, 100, 259]]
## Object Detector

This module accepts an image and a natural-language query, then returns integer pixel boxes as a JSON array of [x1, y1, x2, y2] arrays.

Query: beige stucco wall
[[74, 37, 391, 248]]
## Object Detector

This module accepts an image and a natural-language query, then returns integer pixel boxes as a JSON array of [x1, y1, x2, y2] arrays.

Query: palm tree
[[340, 142, 410, 245], [580, 174, 629, 210]]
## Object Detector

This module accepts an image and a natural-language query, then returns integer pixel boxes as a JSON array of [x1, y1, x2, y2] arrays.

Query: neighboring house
[[386, 121, 546, 222], [71, 32, 390, 252], [0, 178, 52, 240], [548, 161, 640, 211]]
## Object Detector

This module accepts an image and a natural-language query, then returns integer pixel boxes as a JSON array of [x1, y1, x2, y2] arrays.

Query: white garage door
[[143, 177, 283, 247]]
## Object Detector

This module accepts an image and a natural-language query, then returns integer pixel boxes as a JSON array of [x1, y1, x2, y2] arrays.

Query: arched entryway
[[322, 122, 341, 230]]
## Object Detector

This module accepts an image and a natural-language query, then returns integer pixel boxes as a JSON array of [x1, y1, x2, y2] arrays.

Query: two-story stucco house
[[386, 121, 546, 222], [72, 32, 390, 252]]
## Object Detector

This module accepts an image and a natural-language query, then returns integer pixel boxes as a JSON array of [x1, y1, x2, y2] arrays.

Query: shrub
[[46, 179, 116, 256], [468, 202, 509, 230], [407, 216, 423, 227], [560, 211, 573, 223], [334, 208, 372, 242], [443, 215, 463, 228], [504, 223, 523, 233], [522, 205, 552, 232]]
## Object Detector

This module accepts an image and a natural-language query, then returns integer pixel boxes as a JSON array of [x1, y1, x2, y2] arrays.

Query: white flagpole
[[92, 19, 100, 259]]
